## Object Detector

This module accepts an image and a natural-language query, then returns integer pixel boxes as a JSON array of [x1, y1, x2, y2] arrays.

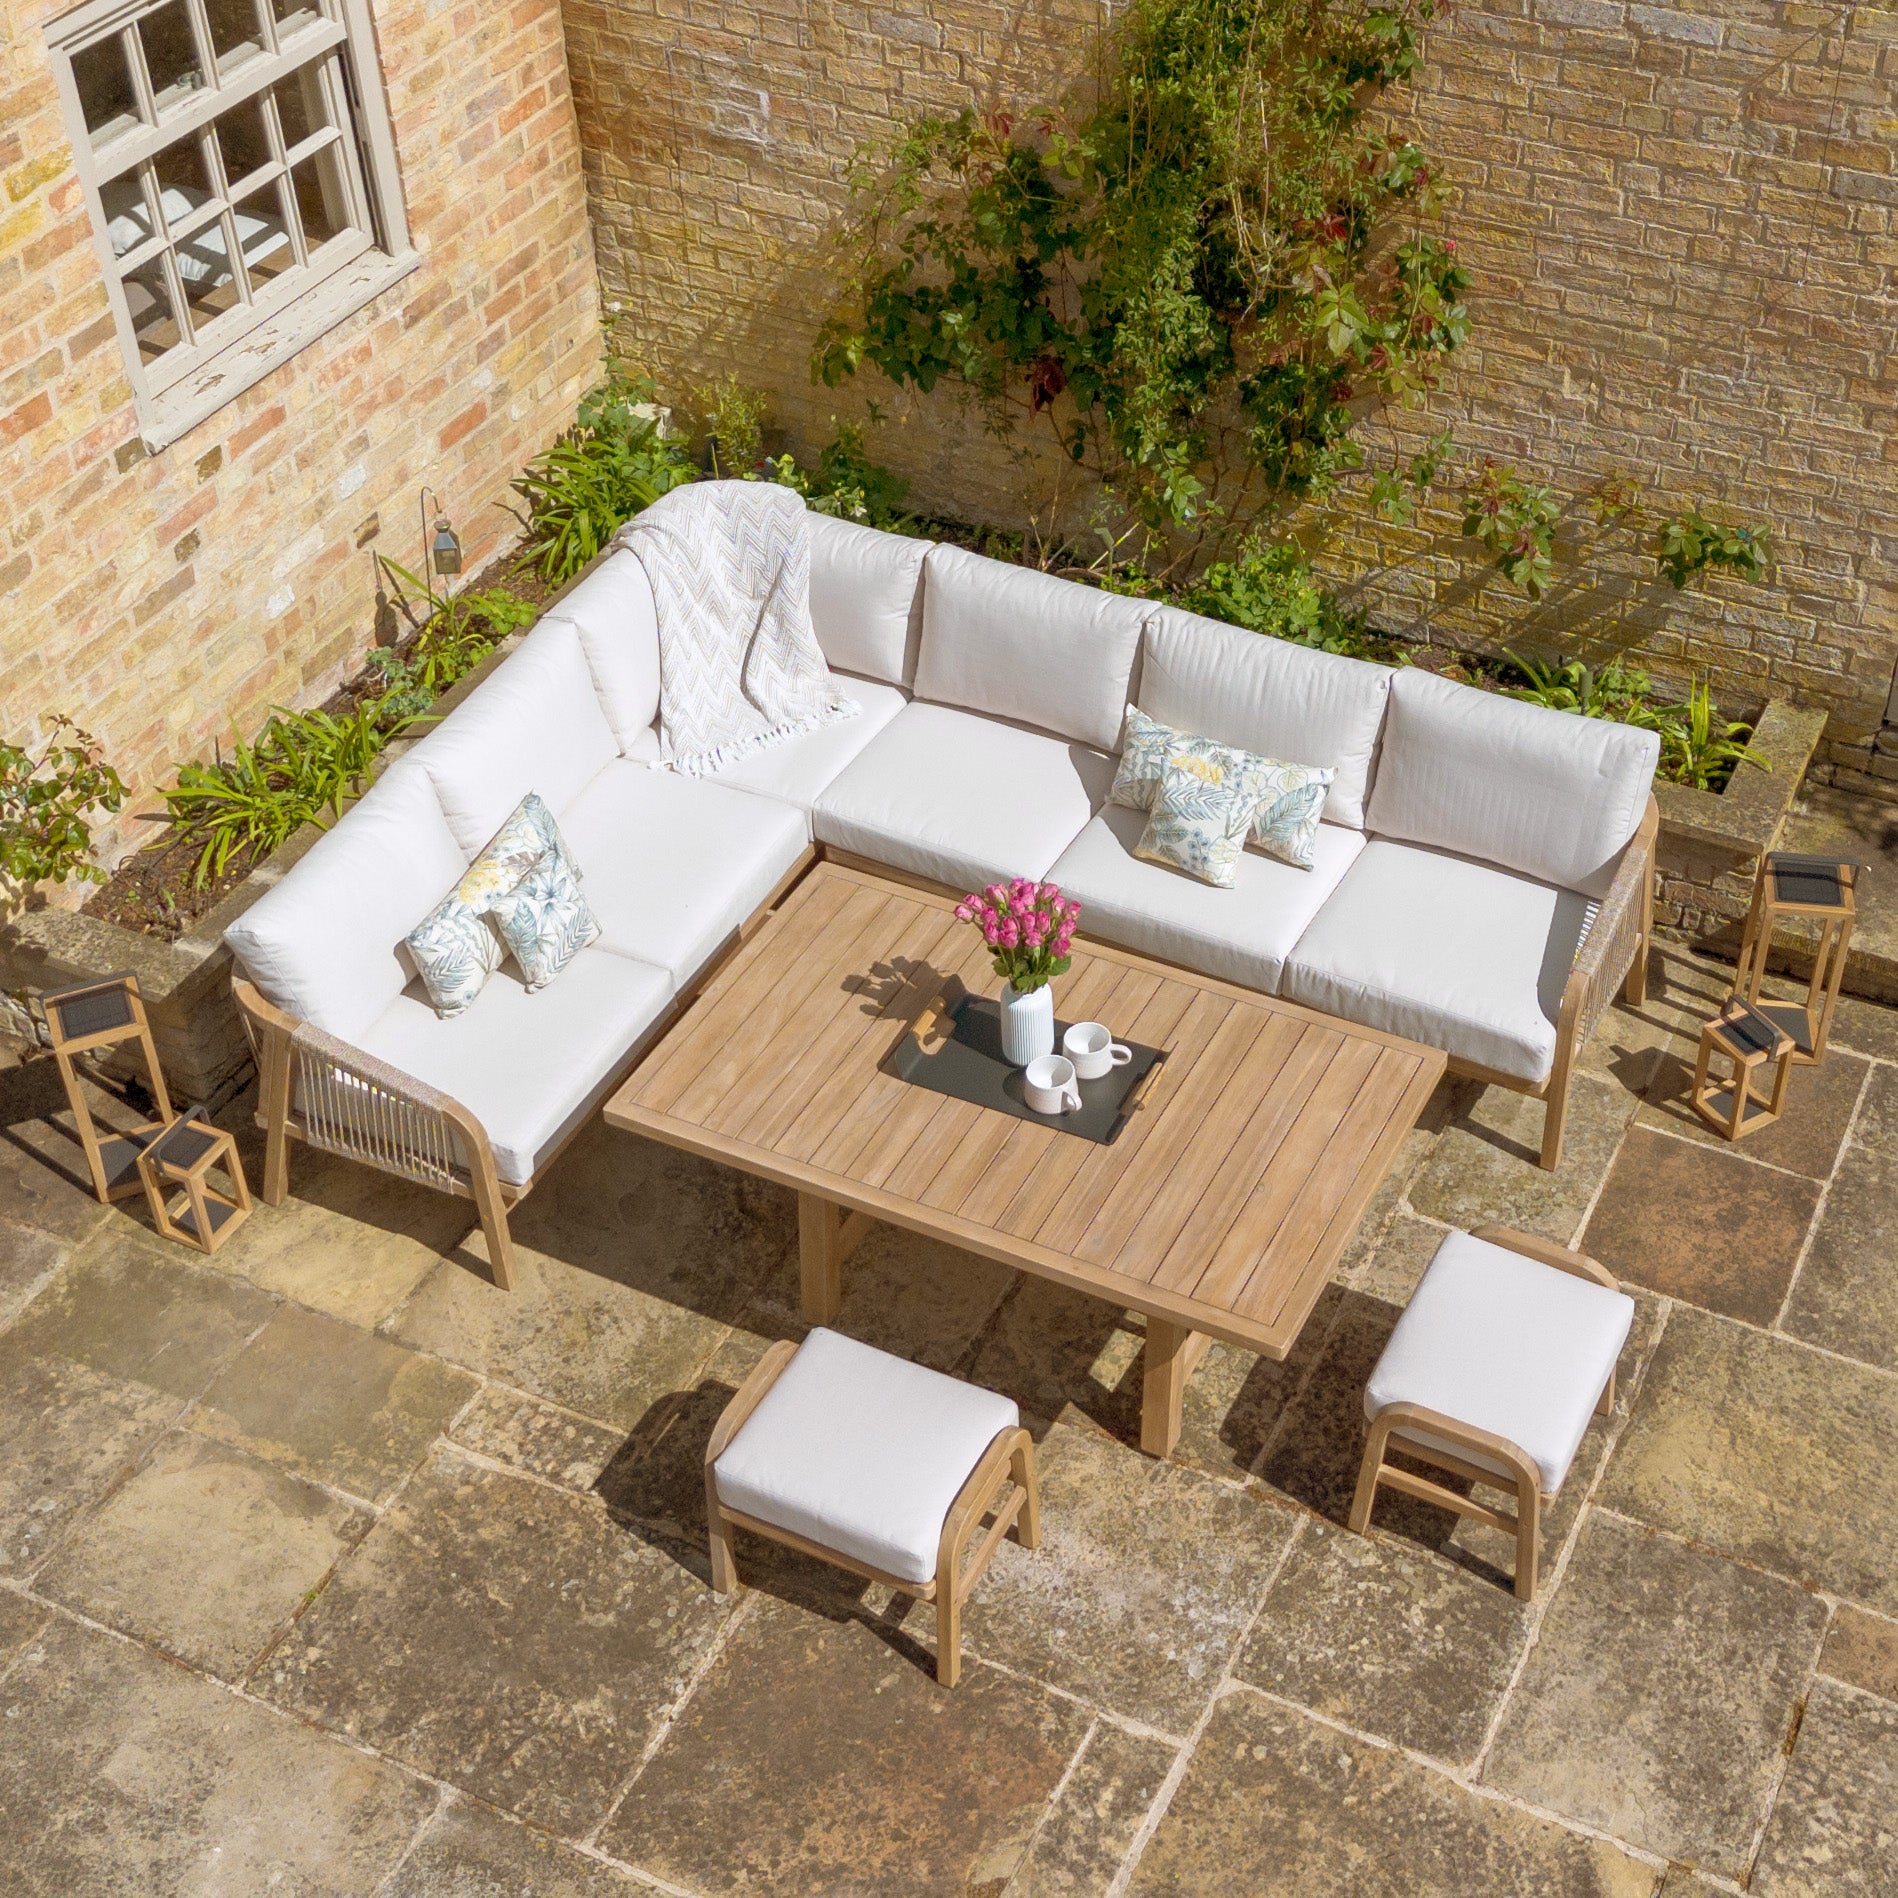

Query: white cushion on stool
[[1366, 1231, 1634, 1494], [713, 1328, 1021, 1587]]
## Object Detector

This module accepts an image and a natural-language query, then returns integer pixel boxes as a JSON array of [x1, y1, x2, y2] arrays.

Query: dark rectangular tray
[[887, 986, 1166, 1144]]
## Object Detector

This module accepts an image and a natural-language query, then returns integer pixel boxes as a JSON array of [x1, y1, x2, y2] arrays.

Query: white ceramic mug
[[1062, 1021, 1134, 1082], [1023, 1054, 1083, 1116]]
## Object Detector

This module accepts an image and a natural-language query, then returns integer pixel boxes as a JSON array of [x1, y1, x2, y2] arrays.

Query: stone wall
[[0, 0, 602, 869], [563, 0, 1897, 776]]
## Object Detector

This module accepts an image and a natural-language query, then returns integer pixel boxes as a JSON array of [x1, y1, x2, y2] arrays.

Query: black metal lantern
[[430, 516, 463, 577]]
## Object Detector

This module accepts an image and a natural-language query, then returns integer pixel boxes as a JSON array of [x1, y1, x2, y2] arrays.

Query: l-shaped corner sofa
[[226, 500, 1659, 1287]]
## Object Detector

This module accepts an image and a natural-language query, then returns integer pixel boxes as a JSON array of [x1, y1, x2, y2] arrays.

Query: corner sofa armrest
[[1564, 793, 1658, 1041]]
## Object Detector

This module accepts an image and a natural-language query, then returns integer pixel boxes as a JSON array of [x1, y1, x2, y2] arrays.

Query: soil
[[83, 547, 556, 944]]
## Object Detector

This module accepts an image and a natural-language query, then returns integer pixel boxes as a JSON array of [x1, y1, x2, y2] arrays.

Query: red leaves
[[1028, 353, 1068, 411]]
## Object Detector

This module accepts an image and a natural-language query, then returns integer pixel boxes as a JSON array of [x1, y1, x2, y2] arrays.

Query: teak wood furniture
[[704, 1332, 1039, 1687], [1690, 994, 1796, 1142], [607, 861, 1448, 1457], [136, 1106, 254, 1255], [1734, 850, 1857, 1065], [36, 971, 175, 1204], [1350, 1225, 1633, 1600]]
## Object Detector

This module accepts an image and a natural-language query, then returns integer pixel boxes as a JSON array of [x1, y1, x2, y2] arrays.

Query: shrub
[[767, 421, 917, 531], [1178, 541, 1411, 664], [368, 569, 536, 722], [0, 717, 126, 888]]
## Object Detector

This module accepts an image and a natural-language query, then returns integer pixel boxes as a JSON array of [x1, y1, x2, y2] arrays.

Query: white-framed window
[[45, 0, 415, 449]]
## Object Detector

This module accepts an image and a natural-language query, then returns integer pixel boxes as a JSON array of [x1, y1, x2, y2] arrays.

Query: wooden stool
[[136, 1107, 253, 1255], [35, 972, 174, 1204], [704, 1328, 1040, 1686], [1735, 851, 1856, 1064], [1691, 995, 1795, 1142]]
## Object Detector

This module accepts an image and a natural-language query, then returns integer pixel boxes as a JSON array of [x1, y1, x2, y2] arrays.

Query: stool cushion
[[713, 1328, 1020, 1587], [1365, 1231, 1634, 1495]]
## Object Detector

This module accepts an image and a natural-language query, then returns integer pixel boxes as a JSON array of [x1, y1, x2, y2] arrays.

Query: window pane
[[73, 33, 141, 146], [138, 2, 206, 115], [272, 67, 330, 151], [204, 0, 266, 75], [291, 143, 350, 247], [123, 256, 185, 362], [234, 178, 296, 286], [213, 98, 274, 190], [272, 0, 325, 43], [153, 136, 214, 233], [178, 213, 244, 326], [101, 175, 159, 258]]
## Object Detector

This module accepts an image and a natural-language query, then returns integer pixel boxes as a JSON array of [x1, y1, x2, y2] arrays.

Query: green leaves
[[1656, 510, 1773, 590], [0, 717, 126, 888], [1461, 460, 1560, 597]]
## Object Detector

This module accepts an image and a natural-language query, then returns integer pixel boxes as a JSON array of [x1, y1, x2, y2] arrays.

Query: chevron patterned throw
[[613, 480, 857, 775]]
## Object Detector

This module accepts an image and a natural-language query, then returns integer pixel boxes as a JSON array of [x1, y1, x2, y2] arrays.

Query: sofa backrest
[[1366, 668, 1659, 897], [1140, 605, 1394, 829], [224, 757, 467, 1040], [541, 551, 661, 753], [407, 617, 620, 855], [912, 543, 1148, 754], [806, 513, 928, 688]]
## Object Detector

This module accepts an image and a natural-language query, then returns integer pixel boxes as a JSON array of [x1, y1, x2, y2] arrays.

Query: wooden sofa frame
[[1348, 1224, 1622, 1600], [232, 795, 1656, 1285], [703, 1338, 1041, 1686]]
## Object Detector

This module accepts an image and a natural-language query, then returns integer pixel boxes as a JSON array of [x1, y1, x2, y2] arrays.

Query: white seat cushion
[[814, 702, 1114, 891], [408, 618, 621, 856], [714, 1328, 1020, 1586], [555, 761, 810, 983], [1365, 668, 1658, 898], [1048, 805, 1365, 995], [913, 544, 1148, 753], [225, 757, 467, 1043], [1366, 1230, 1634, 1493], [1279, 840, 1595, 1083], [353, 947, 673, 1187], [1140, 606, 1393, 829], [539, 549, 662, 754], [706, 675, 908, 812], [805, 514, 928, 687]]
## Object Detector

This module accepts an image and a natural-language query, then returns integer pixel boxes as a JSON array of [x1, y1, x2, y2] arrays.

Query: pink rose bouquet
[[954, 878, 1079, 995]]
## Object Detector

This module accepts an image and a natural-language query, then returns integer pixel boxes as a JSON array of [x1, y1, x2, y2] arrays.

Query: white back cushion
[[540, 550, 661, 753], [409, 618, 619, 854], [805, 513, 928, 688], [913, 543, 1147, 753], [1366, 668, 1659, 898], [224, 757, 466, 1042], [1140, 605, 1393, 829]]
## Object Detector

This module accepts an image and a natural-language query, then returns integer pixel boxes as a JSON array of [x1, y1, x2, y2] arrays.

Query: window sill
[[138, 246, 422, 454]]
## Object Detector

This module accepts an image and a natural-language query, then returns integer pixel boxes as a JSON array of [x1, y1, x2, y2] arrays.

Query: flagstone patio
[[3, 946, 1896, 1896]]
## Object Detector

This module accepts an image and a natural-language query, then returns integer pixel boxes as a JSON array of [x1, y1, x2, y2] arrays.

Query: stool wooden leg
[[798, 1192, 844, 1324], [1514, 1479, 1543, 1602], [1009, 1432, 1041, 1551], [1349, 1417, 1395, 1536], [936, 1583, 962, 1688], [706, 1485, 739, 1595]]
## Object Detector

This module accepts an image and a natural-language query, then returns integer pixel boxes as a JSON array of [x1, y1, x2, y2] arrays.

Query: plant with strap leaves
[[816, 0, 1464, 559]]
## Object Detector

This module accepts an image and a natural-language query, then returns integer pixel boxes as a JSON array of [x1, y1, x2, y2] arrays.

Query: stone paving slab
[[32, 1431, 369, 1679], [0, 1059, 120, 1245], [1637, 1045, 1869, 1181], [0, 1615, 431, 1895], [0, 1218, 65, 1330], [191, 1301, 478, 1503], [962, 1420, 1298, 1735], [449, 1383, 628, 1494], [1583, 1126, 1821, 1325], [602, 1592, 1091, 1898], [0, 1588, 50, 1670], [1124, 1690, 1658, 1898], [1006, 1721, 1176, 1898], [259, 1449, 732, 1834], [1751, 1677, 1898, 1897], [1236, 1516, 1530, 1766], [1819, 1603, 1898, 1703], [1598, 1307, 1898, 1614], [384, 1799, 640, 1896], [1484, 1511, 1827, 1876]]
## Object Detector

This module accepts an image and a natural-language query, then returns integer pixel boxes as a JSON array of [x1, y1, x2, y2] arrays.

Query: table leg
[[798, 1192, 845, 1324], [1140, 1317, 1209, 1458]]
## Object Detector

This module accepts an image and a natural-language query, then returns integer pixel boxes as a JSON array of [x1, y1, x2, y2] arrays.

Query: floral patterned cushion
[[1132, 750, 1265, 889], [405, 793, 588, 1016], [484, 849, 602, 990], [1112, 707, 1334, 870]]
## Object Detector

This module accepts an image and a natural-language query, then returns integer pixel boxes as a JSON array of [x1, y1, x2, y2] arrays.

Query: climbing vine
[[816, 0, 1465, 560]]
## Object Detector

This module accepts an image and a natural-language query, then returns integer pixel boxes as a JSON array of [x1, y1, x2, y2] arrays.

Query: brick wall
[[0, 0, 602, 871], [562, 0, 1897, 778]]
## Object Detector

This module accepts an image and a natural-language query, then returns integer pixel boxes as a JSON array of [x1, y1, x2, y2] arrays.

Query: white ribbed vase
[[999, 982, 1056, 1066]]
